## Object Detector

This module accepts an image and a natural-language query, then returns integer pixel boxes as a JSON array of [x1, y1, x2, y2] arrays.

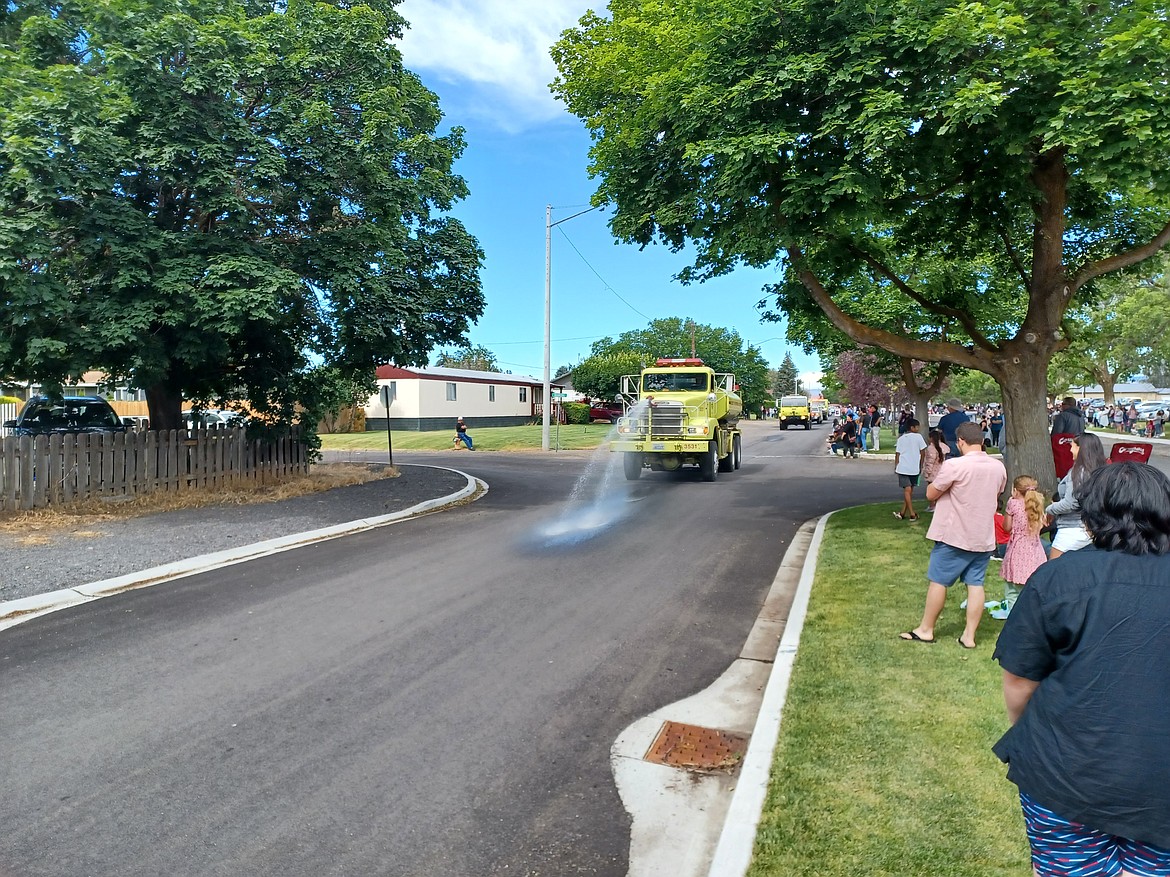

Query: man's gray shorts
[[927, 542, 993, 587]]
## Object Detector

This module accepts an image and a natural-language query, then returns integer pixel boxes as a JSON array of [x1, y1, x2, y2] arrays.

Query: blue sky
[[395, 0, 823, 386]]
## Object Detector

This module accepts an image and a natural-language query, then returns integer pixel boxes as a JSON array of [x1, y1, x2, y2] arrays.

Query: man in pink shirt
[[900, 421, 1007, 649]]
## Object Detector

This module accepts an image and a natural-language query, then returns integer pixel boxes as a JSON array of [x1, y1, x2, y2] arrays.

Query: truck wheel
[[699, 441, 718, 482], [805, 420, 811, 430], [718, 439, 734, 473], [779, 423, 788, 430], [623, 453, 642, 481], [733, 434, 742, 469]]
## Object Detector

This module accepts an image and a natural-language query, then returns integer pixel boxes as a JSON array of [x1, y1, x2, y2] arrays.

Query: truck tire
[[699, 441, 718, 482], [623, 453, 642, 481], [733, 434, 742, 469], [718, 439, 734, 473], [779, 423, 788, 430], [804, 420, 811, 430]]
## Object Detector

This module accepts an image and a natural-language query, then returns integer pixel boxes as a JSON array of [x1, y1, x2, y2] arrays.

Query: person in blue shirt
[[938, 398, 968, 457]]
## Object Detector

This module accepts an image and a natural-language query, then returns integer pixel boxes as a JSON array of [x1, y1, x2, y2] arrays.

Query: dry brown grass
[[0, 464, 398, 537]]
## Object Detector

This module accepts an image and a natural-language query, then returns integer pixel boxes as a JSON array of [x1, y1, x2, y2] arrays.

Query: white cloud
[[395, 0, 590, 131]]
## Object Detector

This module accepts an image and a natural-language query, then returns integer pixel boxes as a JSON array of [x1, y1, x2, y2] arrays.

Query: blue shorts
[[1022, 792, 1170, 877], [927, 542, 992, 587]]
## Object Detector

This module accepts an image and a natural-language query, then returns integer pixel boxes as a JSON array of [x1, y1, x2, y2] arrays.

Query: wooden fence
[[0, 428, 309, 512]]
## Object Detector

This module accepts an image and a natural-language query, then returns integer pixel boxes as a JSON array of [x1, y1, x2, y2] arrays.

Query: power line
[[555, 226, 654, 322]]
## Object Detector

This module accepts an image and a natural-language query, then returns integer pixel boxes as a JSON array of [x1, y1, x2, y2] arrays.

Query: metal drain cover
[[644, 720, 749, 773]]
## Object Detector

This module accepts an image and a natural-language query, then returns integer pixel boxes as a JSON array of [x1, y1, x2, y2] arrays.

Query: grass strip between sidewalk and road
[[746, 504, 1031, 877], [321, 424, 614, 452]]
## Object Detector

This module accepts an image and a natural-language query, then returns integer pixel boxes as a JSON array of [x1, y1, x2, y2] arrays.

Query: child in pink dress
[[1000, 475, 1048, 611], [922, 428, 949, 512]]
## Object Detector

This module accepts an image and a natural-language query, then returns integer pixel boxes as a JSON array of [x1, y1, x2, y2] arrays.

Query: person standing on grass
[[922, 428, 949, 513], [989, 407, 1004, 447], [1049, 396, 1085, 436], [999, 475, 1047, 611], [841, 414, 859, 459], [993, 462, 1170, 877], [899, 421, 1007, 648], [1046, 432, 1107, 559], [893, 419, 927, 521], [938, 398, 968, 457]]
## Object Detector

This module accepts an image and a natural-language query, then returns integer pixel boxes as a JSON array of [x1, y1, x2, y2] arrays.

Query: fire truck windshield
[[642, 372, 709, 393]]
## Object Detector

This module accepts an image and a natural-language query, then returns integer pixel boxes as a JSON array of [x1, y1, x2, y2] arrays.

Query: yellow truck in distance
[[611, 358, 743, 482], [778, 394, 812, 430]]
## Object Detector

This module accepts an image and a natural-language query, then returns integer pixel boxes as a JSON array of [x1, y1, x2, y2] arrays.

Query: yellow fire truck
[[611, 358, 743, 481]]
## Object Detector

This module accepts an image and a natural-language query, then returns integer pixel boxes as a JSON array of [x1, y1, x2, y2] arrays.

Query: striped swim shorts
[[1022, 793, 1170, 877]]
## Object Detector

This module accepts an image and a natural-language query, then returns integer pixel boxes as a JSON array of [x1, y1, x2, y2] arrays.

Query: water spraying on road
[[536, 402, 650, 546]]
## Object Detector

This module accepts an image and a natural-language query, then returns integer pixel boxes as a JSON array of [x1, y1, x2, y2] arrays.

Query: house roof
[[375, 364, 563, 387]]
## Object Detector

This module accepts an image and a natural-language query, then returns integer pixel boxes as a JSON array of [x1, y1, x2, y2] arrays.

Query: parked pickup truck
[[589, 402, 623, 423]]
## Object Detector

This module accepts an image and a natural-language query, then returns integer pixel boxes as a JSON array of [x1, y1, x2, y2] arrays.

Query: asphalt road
[[1, 422, 892, 877]]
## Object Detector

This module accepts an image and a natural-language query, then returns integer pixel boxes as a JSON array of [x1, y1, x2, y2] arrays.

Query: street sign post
[[378, 384, 394, 465]]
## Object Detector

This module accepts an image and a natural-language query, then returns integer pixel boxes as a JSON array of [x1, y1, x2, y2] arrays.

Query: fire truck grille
[[633, 403, 685, 437]]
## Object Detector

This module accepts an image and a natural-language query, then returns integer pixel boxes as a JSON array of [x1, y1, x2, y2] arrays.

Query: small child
[[922, 428, 949, 512], [893, 418, 927, 520], [998, 474, 1048, 613]]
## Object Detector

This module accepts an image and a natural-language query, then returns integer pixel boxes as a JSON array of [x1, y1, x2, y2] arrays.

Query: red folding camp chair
[[1109, 441, 1153, 464], [1051, 433, 1076, 479]]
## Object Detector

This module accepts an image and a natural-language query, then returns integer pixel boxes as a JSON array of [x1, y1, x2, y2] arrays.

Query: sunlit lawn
[[747, 504, 1030, 877], [319, 423, 613, 452]]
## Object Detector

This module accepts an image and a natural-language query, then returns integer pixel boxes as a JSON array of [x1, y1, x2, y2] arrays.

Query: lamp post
[[543, 203, 600, 451]]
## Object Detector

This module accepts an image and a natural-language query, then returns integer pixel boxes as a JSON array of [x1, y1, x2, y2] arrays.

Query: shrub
[[563, 402, 590, 424], [0, 395, 23, 405]]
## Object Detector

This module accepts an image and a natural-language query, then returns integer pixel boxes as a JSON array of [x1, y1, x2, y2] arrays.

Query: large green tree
[[572, 317, 770, 410], [0, 0, 483, 431], [553, 0, 1170, 489]]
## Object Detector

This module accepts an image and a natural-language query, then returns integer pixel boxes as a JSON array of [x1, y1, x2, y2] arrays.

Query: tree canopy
[[434, 345, 499, 371], [0, 0, 483, 431], [570, 317, 770, 410], [553, 0, 1170, 489]]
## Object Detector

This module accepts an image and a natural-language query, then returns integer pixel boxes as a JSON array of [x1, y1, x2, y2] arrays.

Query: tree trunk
[[998, 355, 1057, 497], [145, 382, 184, 432]]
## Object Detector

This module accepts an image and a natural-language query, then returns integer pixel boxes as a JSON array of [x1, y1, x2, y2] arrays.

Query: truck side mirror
[[3, 419, 16, 428]]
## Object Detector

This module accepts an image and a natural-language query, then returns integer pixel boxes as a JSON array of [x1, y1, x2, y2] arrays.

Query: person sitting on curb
[[899, 421, 1007, 648], [455, 416, 475, 451]]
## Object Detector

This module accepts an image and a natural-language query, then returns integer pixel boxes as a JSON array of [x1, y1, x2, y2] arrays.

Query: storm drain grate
[[644, 720, 749, 773]]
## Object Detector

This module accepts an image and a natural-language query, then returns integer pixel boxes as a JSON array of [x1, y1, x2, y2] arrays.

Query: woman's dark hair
[[1070, 432, 1107, 491], [1079, 462, 1170, 555]]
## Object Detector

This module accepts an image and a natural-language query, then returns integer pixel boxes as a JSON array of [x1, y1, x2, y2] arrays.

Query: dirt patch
[[0, 464, 398, 536]]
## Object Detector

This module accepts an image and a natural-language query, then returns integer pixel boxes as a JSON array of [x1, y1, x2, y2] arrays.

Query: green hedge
[[563, 402, 590, 424]]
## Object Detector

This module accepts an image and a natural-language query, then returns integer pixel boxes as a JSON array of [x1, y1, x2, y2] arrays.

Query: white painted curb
[[704, 510, 833, 877], [0, 465, 483, 633]]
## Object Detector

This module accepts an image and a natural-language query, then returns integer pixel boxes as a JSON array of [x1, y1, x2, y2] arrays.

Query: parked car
[[3, 395, 128, 436], [181, 409, 248, 429], [588, 402, 623, 423]]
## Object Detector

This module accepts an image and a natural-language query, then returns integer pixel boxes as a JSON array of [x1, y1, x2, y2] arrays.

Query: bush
[[0, 395, 23, 405], [563, 402, 590, 424]]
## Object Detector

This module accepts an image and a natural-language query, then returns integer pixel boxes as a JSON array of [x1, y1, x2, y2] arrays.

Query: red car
[[589, 402, 623, 423]]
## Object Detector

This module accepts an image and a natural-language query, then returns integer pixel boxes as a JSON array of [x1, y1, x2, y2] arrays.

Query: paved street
[[1, 422, 896, 875]]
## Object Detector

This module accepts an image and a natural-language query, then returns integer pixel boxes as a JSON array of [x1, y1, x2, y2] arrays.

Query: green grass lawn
[[748, 504, 1030, 877], [320, 423, 613, 452]]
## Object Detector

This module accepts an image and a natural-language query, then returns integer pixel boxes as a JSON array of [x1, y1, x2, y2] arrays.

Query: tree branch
[[843, 241, 995, 350], [1070, 219, 1170, 291], [788, 246, 997, 375], [996, 221, 1031, 289]]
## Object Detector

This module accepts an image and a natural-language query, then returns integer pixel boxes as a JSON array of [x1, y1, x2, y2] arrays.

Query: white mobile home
[[365, 365, 564, 431]]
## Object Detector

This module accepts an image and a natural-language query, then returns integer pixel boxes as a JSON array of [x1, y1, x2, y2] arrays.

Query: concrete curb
[[0, 465, 484, 633], [614, 513, 829, 877], [704, 510, 833, 877]]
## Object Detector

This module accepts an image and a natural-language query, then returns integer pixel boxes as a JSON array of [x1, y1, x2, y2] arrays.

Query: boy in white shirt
[[894, 418, 928, 521]]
